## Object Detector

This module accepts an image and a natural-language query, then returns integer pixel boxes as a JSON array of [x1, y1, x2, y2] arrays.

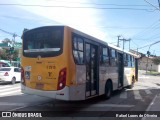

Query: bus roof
[[23, 25, 138, 58], [108, 44, 138, 57], [69, 26, 108, 46], [23, 25, 108, 47]]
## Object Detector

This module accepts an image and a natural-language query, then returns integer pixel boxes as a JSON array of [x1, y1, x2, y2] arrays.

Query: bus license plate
[[36, 83, 44, 89]]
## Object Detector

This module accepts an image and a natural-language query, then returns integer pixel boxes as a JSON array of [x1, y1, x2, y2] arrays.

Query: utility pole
[[128, 39, 131, 50], [146, 41, 160, 73], [9, 33, 17, 64], [117, 35, 121, 47], [137, 48, 139, 56], [122, 38, 125, 50], [122, 38, 130, 50], [117, 35, 131, 50]]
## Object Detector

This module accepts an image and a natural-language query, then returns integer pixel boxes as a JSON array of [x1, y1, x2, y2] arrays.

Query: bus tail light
[[21, 67, 25, 85], [57, 68, 67, 90]]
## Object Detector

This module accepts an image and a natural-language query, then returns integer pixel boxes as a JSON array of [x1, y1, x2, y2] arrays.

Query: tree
[[152, 57, 160, 65], [2, 38, 12, 44], [12, 49, 19, 61], [0, 48, 8, 60], [0, 37, 20, 62]]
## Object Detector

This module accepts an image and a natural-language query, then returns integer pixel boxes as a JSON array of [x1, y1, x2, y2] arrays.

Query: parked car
[[0, 62, 10, 68], [0, 67, 21, 84]]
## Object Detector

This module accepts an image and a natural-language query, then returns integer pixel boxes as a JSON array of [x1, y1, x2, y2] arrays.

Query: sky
[[0, 0, 160, 56]]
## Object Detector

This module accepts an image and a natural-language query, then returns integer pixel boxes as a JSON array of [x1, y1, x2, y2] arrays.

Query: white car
[[0, 67, 21, 84]]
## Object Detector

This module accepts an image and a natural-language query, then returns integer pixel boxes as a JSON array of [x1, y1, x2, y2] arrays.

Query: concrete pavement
[[138, 70, 160, 120]]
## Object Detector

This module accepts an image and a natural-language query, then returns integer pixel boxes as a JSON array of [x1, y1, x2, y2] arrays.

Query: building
[[138, 56, 160, 72], [130, 49, 160, 72], [129, 49, 145, 58]]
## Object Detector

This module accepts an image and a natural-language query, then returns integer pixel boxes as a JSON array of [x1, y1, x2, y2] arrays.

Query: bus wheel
[[105, 81, 112, 99]]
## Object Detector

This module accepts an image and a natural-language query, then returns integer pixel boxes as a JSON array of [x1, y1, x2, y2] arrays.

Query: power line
[[144, 0, 160, 11], [0, 28, 20, 37], [134, 32, 160, 43], [93, 26, 160, 29], [0, 3, 156, 11], [2, 14, 160, 29], [131, 19, 160, 48], [138, 40, 160, 50], [132, 19, 160, 39], [44, 0, 152, 7], [158, 0, 160, 9], [131, 40, 138, 47]]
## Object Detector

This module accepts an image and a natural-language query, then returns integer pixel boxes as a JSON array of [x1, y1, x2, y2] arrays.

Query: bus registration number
[[36, 83, 44, 89]]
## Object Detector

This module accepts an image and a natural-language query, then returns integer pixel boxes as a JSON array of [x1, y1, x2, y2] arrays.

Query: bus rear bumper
[[21, 84, 70, 100]]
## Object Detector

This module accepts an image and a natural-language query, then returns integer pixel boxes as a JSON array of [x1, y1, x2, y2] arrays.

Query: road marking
[[141, 95, 158, 120], [56, 104, 134, 108], [0, 89, 21, 97], [9, 101, 52, 111], [0, 102, 28, 106], [0, 86, 20, 92], [133, 91, 142, 100], [138, 76, 149, 79], [120, 91, 127, 99], [144, 89, 152, 94], [90, 104, 134, 108], [0, 84, 20, 89], [0, 85, 15, 89]]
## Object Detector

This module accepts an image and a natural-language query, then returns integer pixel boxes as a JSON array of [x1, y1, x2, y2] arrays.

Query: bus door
[[135, 58, 138, 81], [118, 53, 124, 88], [85, 43, 99, 97]]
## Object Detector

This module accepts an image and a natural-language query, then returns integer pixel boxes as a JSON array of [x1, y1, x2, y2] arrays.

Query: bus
[[21, 26, 138, 100]]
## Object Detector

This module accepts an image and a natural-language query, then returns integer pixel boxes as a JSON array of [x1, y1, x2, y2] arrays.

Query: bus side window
[[72, 36, 84, 64], [124, 54, 128, 67], [99, 46, 103, 65], [123, 54, 126, 66], [130, 55, 132, 67], [132, 56, 135, 67], [100, 47, 109, 66], [110, 49, 116, 67], [128, 55, 131, 67]]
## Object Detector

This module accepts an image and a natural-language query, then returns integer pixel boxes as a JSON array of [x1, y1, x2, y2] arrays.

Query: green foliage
[[0, 38, 19, 61], [0, 49, 7, 60], [0, 48, 18, 61], [147, 71, 160, 76], [152, 57, 160, 65], [12, 49, 19, 61], [2, 38, 12, 44]]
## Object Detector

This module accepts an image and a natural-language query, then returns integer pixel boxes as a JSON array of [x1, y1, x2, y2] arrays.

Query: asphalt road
[[0, 71, 160, 120]]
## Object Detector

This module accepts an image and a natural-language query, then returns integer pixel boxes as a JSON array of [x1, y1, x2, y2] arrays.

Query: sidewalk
[[139, 70, 160, 76]]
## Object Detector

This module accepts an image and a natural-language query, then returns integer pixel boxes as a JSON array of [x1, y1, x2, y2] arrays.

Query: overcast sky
[[0, 0, 160, 55]]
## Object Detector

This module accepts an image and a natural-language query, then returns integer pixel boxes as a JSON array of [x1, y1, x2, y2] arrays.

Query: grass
[[146, 71, 160, 76]]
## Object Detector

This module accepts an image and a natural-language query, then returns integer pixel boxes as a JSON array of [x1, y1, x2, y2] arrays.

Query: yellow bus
[[21, 26, 138, 100]]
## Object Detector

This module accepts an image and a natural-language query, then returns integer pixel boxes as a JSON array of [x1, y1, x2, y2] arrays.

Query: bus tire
[[105, 81, 112, 99]]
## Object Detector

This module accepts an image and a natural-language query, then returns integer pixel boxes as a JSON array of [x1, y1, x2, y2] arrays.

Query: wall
[[138, 57, 160, 72]]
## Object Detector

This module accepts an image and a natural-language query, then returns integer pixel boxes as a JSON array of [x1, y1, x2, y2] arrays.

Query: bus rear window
[[23, 26, 64, 57]]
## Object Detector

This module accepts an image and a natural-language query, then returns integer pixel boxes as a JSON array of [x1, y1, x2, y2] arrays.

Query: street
[[0, 71, 160, 120]]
